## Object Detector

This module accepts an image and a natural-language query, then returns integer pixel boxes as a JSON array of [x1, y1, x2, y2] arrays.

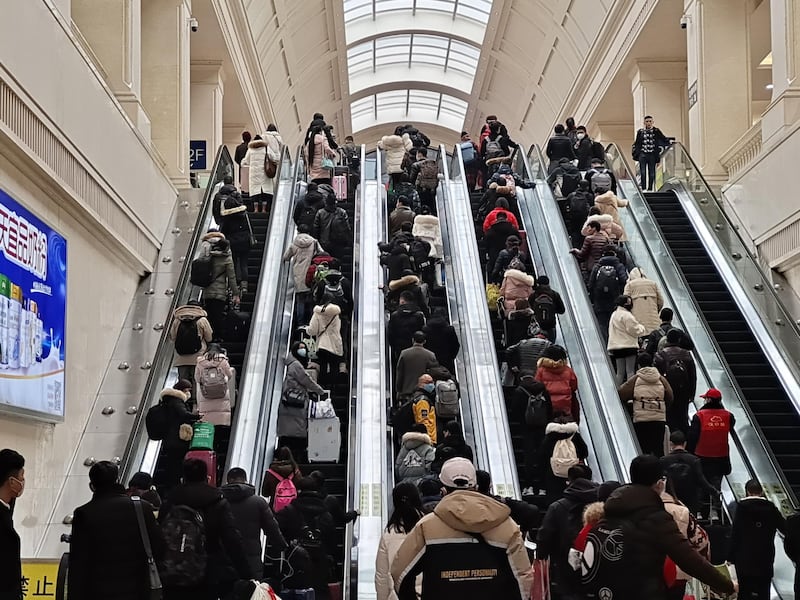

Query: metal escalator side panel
[[520, 146, 637, 483], [441, 144, 519, 498]]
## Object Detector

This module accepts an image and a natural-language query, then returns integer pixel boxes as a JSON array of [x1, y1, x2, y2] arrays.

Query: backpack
[[579, 520, 635, 600], [568, 193, 590, 222], [145, 402, 169, 441], [550, 434, 579, 478], [524, 388, 549, 427], [267, 469, 298, 512], [665, 355, 690, 391], [330, 209, 351, 244], [590, 171, 612, 193], [593, 265, 621, 308], [399, 448, 426, 478], [416, 161, 439, 190], [460, 141, 477, 165], [435, 380, 460, 418], [485, 137, 504, 158], [190, 255, 214, 288], [160, 505, 208, 586], [533, 291, 556, 328], [199, 363, 227, 400], [306, 254, 337, 287], [174, 318, 202, 355]]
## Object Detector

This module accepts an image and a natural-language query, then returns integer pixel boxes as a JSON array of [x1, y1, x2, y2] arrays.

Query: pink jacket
[[307, 133, 337, 181], [500, 269, 534, 312]]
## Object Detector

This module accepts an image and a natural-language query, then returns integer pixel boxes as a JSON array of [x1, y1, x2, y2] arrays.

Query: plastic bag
[[309, 396, 336, 419], [530, 558, 550, 600], [250, 581, 281, 600]]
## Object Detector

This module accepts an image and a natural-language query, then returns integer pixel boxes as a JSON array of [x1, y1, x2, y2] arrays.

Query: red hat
[[700, 388, 722, 400]]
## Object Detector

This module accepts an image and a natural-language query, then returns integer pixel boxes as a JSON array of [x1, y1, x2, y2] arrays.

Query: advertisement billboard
[[0, 188, 66, 422]]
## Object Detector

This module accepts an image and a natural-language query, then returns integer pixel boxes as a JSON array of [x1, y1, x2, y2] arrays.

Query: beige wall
[[0, 155, 139, 556]]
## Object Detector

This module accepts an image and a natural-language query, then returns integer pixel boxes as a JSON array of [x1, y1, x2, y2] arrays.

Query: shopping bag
[[530, 558, 550, 600], [706, 563, 736, 600], [309, 396, 336, 419], [190, 421, 215, 450], [486, 283, 501, 312]]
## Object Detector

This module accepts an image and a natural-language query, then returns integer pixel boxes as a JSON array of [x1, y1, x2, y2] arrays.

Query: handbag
[[132, 497, 163, 600], [282, 387, 307, 409], [321, 156, 335, 170], [264, 153, 278, 178], [245, 213, 257, 247]]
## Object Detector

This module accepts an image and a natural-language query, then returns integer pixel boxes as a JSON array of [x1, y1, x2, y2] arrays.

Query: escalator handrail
[[120, 145, 235, 482], [441, 144, 520, 498], [605, 142, 799, 510], [522, 144, 638, 481], [224, 145, 299, 483]]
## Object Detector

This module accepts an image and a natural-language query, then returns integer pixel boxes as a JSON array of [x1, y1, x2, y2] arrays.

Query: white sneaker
[[522, 487, 535, 496]]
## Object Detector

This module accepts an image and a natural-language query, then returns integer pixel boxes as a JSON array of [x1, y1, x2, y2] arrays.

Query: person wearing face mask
[[395, 331, 439, 400], [573, 126, 594, 170], [594, 455, 736, 600], [0, 449, 25, 600]]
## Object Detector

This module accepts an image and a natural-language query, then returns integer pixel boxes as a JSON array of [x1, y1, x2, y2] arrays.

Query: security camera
[[189, 17, 198, 32], [680, 15, 688, 29]]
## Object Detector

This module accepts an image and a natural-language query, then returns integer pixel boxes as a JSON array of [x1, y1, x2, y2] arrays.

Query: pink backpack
[[268, 469, 297, 512]]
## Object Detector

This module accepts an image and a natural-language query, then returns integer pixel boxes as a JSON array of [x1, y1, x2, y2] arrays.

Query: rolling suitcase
[[184, 450, 217, 486], [332, 174, 348, 201], [307, 417, 341, 462]]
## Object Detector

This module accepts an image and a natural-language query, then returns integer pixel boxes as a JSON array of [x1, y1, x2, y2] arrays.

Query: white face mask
[[577, 133, 585, 140]]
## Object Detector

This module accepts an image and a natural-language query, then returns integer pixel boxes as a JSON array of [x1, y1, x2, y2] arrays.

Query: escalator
[[645, 189, 800, 496]]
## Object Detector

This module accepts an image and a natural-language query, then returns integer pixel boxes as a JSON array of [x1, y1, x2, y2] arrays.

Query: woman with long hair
[[375, 481, 424, 599]]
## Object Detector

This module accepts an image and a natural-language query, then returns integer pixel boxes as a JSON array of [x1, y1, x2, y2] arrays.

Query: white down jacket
[[307, 303, 343, 356], [378, 134, 413, 174], [283, 233, 324, 293], [412, 214, 443, 258]]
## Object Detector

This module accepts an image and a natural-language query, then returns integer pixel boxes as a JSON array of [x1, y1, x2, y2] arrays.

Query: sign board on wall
[[688, 81, 698, 109], [0, 188, 67, 422], [190, 140, 207, 170]]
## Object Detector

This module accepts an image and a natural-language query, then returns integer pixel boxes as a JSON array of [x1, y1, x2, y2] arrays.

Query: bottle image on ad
[[20, 298, 32, 370], [31, 299, 42, 363], [0, 274, 9, 369], [9, 284, 21, 370]]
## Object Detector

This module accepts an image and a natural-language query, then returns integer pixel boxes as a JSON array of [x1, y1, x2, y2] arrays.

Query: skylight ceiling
[[343, 0, 493, 134]]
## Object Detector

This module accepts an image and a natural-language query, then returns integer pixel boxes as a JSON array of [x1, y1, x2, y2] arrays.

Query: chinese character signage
[[21, 559, 58, 598], [0, 188, 66, 422]]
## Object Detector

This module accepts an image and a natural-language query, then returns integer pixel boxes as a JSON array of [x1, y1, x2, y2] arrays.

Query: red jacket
[[535, 358, 579, 422], [482, 208, 519, 233]]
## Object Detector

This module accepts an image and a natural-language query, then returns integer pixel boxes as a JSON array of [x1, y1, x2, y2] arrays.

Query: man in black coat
[[431, 421, 474, 473], [544, 124, 576, 175], [69, 461, 164, 600], [728, 479, 786, 600], [536, 467, 598, 599], [212, 176, 238, 224], [659, 431, 718, 517], [0, 449, 24, 600], [421, 316, 460, 374], [234, 131, 251, 185], [221, 468, 288, 580], [388, 291, 426, 364], [160, 459, 252, 599], [655, 329, 698, 436], [484, 212, 519, 278]]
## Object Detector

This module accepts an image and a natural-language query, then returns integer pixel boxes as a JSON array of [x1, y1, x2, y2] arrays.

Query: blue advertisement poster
[[0, 188, 66, 421]]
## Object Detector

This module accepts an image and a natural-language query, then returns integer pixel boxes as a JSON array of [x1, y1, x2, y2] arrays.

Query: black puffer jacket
[[388, 303, 426, 353], [422, 317, 460, 371], [381, 246, 413, 283], [294, 189, 325, 232], [213, 184, 238, 223], [728, 496, 786, 577], [276, 491, 357, 559], [603, 484, 735, 599], [431, 433, 474, 473]]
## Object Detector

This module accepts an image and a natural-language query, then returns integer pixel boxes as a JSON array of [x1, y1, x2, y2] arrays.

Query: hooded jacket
[[388, 303, 426, 353], [283, 233, 325, 293], [580, 213, 624, 240], [392, 490, 532, 600], [381, 246, 413, 283], [159, 482, 253, 584], [169, 303, 213, 367], [421, 317, 460, 370], [313, 203, 350, 251], [212, 183, 237, 224], [618, 367, 673, 423], [729, 495, 787, 577], [195, 354, 234, 426], [505, 308, 534, 348], [242, 136, 281, 196], [389, 205, 415, 236], [540, 422, 588, 479], [537, 478, 599, 592], [387, 274, 429, 317], [158, 388, 199, 450], [574, 231, 610, 272], [500, 269, 534, 313], [307, 303, 343, 356], [278, 355, 325, 439], [594, 191, 629, 238], [412, 214, 443, 258], [431, 433, 475, 474], [261, 459, 303, 503], [199, 232, 240, 301], [603, 484, 735, 599], [535, 358, 579, 421], [293, 188, 325, 231], [219, 198, 251, 252], [307, 132, 337, 181], [482, 207, 519, 233], [221, 482, 288, 578], [379, 134, 413, 174], [588, 255, 629, 311], [607, 306, 647, 351], [395, 431, 436, 482], [624, 268, 664, 332]]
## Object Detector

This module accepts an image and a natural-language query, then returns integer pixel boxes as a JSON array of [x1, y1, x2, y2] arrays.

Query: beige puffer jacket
[[412, 214, 443, 258], [375, 529, 422, 600], [194, 354, 234, 426], [307, 303, 343, 356], [580, 213, 624, 241], [594, 191, 629, 240], [618, 366, 673, 423], [283, 233, 324, 293], [624, 268, 664, 333], [378, 134, 413, 174], [607, 306, 647, 351], [169, 304, 214, 367], [500, 268, 534, 312]]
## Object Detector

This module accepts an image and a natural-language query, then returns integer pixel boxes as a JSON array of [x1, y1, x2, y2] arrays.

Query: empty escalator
[[645, 190, 800, 496]]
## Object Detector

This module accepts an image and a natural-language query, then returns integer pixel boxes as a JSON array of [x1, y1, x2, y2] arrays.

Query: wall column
[[631, 61, 689, 148], [141, 0, 192, 188], [761, 0, 800, 147], [592, 121, 635, 159], [71, 0, 151, 139], [190, 62, 225, 174], [685, 0, 751, 184]]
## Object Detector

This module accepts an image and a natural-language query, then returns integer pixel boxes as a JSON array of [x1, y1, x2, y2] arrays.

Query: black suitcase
[[223, 309, 251, 342], [333, 165, 350, 176]]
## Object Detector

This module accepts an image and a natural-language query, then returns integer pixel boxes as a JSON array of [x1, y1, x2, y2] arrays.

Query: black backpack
[[160, 505, 208, 586], [190, 255, 214, 288], [523, 388, 549, 427], [568, 192, 590, 223], [330, 209, 351, 245], [591, 141, 605, 160], [665, 355, 690, 391], [145, 401, 169, 441], [532, 291, 556, 328], [592, 265, 621, 309], [580, 519, 635, 600], [174, 317, 202, 355]]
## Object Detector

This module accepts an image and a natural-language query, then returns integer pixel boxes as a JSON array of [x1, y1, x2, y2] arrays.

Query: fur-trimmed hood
[[248, 139, 268, 149], [502, 268, 534, 286], [636, 366, 662, 384], [585, 213, 613, 225], [202, 231, 226, 243], [413, 214, 439, 227], [545, 421, 579, 435], [401, 431, 433, 449], [313, 303, 342, 318], [537, 357, 567, 370], [160, 387, 188, 403], [388, 274, 420, 291]]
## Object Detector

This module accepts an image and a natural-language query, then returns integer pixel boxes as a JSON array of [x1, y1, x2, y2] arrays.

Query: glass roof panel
[[350, 89, 469, 133]]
